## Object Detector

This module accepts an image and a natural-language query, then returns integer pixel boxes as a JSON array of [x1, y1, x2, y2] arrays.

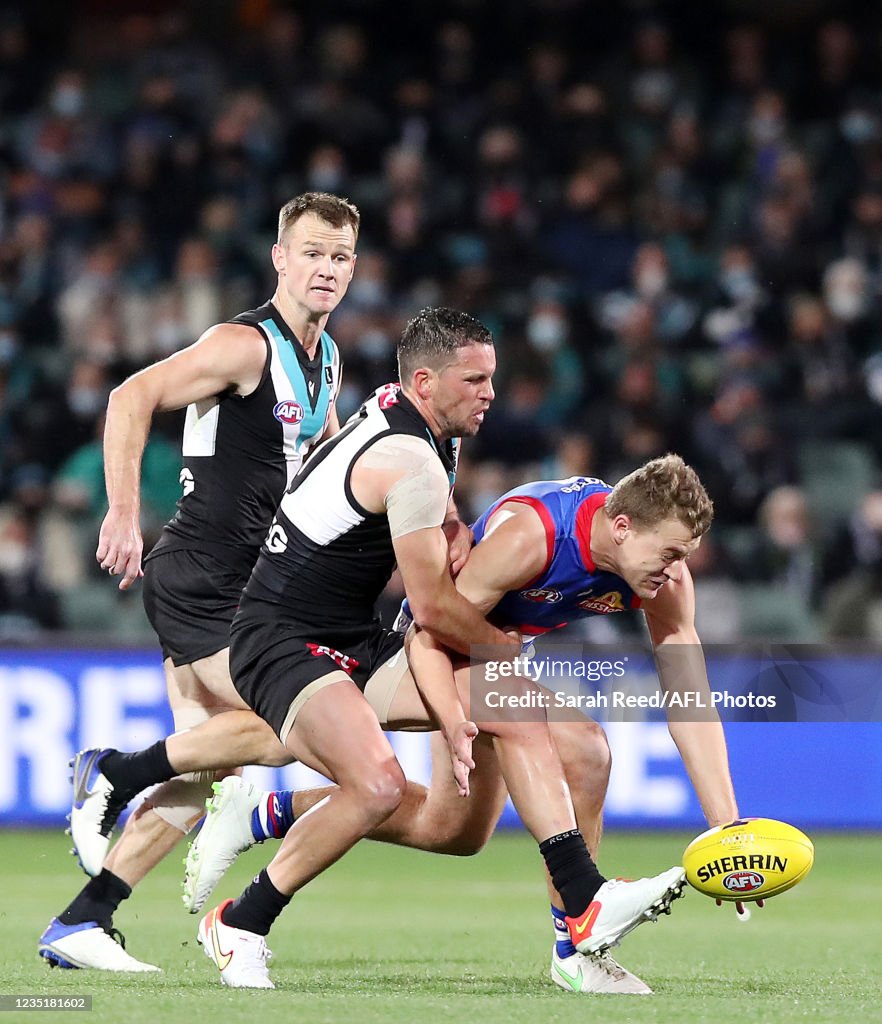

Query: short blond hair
[[277, 192, 360, 244], [606, 454, 713, 537]]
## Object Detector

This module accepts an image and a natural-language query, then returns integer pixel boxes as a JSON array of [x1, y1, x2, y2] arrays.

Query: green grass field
[[1, 829, 878, 1023]]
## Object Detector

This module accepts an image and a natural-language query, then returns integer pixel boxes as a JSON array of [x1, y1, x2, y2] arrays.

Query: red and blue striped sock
[[250, 790, 296, 841], [551, 903, 577, 958]]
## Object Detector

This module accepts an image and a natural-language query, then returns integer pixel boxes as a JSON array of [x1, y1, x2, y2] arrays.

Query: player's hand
[[716, 898, 765, 914], [503, 626, 524, 655], [442, 519, 473, 578], [446, 720, 479, 797], [96, 506, 144, 591]]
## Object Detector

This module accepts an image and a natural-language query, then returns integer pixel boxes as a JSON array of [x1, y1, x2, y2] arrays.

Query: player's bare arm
[[393, 525, 519, 655], [350, 437, 519, 656], [442, 494, 473, 576], [404, 502, 549, 790], [452, 501, 550, 611], [644, 566, 739, 827], [404, 626, 478, 796], [98, 323, 268, 589]]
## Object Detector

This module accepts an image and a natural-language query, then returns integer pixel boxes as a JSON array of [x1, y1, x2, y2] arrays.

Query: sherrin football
[[683, 817, 814, 901]]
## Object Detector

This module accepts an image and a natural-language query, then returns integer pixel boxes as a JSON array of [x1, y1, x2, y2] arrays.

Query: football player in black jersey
[[41, 193, 374, 972]]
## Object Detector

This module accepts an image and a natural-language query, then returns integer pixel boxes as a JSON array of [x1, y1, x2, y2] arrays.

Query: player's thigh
[[286, 678, 403, 788], [367, 646, 432, 728], [164, 649, 249, 720], [377, 651, 479, 728]]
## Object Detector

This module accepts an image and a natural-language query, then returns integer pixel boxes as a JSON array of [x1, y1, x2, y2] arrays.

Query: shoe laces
[[100, 923, 127, 950], [99, 789, 129, 837], [592, 953, 627, 980]]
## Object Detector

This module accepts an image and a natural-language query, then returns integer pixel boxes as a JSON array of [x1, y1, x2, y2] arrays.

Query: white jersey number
[[265, 522, 288, 554]]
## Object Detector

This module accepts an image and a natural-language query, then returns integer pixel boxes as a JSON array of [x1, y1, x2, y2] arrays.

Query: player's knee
[[489, 718, 551, 745], [558, 720, 611, 789], [143, 772, 215, 834], [352, 758, 406, 821], [434, 825, 493, 857]]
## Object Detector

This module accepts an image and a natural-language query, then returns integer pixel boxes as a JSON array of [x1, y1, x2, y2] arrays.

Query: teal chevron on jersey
[[261, 320, 333, 450]]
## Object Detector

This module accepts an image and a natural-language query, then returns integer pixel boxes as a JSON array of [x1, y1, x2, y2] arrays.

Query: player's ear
[[272, 243, 286, 275], [612, 514, 632, 544], [412, 367, 434, 401]]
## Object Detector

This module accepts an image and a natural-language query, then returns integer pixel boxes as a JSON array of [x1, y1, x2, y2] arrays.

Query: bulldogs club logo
[[520, 587, 563, 604], [576, 590, 625, 614], [273, 400, 304, 424]]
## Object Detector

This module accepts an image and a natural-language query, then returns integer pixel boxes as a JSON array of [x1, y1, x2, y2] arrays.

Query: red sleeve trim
[[494, 495, 556, 585], [574, 491, 609, 572]]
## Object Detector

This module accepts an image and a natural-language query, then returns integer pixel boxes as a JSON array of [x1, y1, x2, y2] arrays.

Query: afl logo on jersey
[[521, 587, 563, 604], [273, 400, 304, 424]]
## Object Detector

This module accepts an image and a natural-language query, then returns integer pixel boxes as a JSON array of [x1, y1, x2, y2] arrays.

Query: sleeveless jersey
[[147, 301, 341, 575], [471, 477, 642, 636], [241, 384, 457, 629]]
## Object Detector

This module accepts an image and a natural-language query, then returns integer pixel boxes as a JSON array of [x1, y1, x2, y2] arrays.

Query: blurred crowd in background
[[0, 0, 880, 643]]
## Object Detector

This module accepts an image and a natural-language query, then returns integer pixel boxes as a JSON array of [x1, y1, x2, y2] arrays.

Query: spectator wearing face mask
[[598, 242, 699, 346], [781, 291, 864, 438], [523, 298, 585, 426], [13, 359, 109, 474], [822, 256, 879, 359], [740, 485, 822, 606], [0, 464, 62, 634]]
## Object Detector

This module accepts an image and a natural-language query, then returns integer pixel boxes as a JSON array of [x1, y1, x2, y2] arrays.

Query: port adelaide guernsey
[[148, 301, 341, 575], [242, 385, 458, 630]]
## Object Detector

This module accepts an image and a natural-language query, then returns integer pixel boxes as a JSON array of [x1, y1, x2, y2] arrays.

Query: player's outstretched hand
[[443, 519, 474, 578], [446, 720, 479, 797], [716, 898, 765, 915], [96, 506, 144, 591]]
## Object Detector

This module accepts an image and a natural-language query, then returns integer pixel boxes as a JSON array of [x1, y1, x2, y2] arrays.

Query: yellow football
[[683, 817, 814, 901]]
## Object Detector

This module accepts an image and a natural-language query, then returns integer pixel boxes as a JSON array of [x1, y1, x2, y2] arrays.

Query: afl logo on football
[[521, 587, 563, 604], [273, 400, 304, 424], [723, 870, 765, 893]]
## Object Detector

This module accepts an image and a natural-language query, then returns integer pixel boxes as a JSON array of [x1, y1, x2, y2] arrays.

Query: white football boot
[[68, 749, 127, 877], [551, 947, 652, 994], [183, 777, 264, 914], [38, 920, 160, 972], [197, 900, 274, 989], [566, 866, 686, 954]]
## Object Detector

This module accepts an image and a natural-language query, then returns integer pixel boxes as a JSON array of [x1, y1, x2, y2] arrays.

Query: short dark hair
[[397, 307, 493, 381], [277, 192, 360, 244], [605, 453, 714, 537]]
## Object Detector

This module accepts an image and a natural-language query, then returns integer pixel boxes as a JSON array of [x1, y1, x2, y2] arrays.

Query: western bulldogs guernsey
[[148, 301, 341, 574], [240, 385, 457, 630], [472, 477, 641, 636]]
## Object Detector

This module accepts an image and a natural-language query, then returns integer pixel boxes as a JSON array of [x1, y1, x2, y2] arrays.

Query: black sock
[[100, 741, 176, 801], [222, 869, 291, 937], [59, 870, 132, 928], [539, 829, 607, 919]]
